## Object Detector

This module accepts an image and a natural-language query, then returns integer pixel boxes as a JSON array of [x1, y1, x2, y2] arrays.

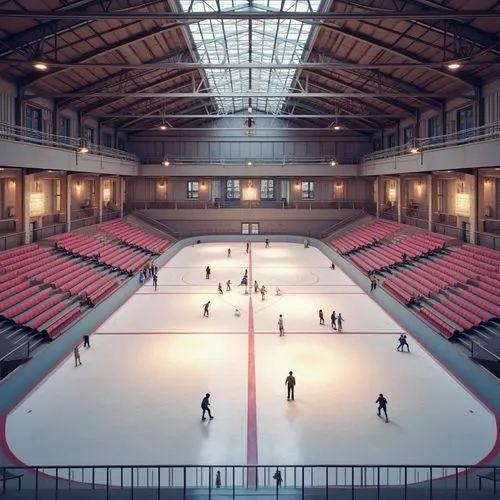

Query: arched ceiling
[[0, 0, 499, 134]]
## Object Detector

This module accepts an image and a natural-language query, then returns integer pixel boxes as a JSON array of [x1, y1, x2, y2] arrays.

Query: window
[[241, 223, 259, 235], [25, 105, 42, 140], [387, 134, 396, 148], [373, 139, 381, 151], [83, 127, 94, 144], [117, 138, 126, 151], [437, 179, 445, 213], [226, 179, 240, 199], [187, 181, 199, 199], [427, 117, 439, 138], [403, 126, 414, 144], [260, 179, 274, 200], [457, 106, 474, 138], [301, 181, 315, 200], [103, 133, 113, 148], [59, 116, 71, 143]]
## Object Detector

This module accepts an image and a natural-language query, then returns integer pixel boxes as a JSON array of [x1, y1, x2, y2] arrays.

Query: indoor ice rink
[[4, 242, 497, 487]]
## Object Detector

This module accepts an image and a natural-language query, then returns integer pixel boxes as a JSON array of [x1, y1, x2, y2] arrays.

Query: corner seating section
[[330, 223, 500, 341], [0, 217, 171, 343]]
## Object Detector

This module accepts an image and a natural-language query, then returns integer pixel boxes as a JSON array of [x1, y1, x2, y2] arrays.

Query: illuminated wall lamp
[[330, 160, 337, 167], [162, 159, 170, 167], [484, 177, 492, 187]]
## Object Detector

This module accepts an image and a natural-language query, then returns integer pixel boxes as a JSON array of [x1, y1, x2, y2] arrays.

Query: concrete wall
[[0, 138, 139, 176], [360, 138, 500, 176], [128, 115, 371, 164], [138, 208, 362, 237]]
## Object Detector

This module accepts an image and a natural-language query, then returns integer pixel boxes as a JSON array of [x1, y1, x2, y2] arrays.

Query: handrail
[[470, 339, 500, 363], [0, 120, 138, 163], [141, 155, 360, 165], [363, 121, 500, 162], [131, 211, 180, 239], [320, 210, 367, 238]]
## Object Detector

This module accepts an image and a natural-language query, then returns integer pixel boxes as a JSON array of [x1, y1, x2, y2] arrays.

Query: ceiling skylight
[[178, 0, 322, 114]]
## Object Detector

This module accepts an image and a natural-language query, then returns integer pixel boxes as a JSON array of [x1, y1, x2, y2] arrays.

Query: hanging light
[[247, 161, 252, 167], [78, 140, 89, 154], [330, 160, 337, 167], [159, 124, 167, 131], [33, 61, 49, 71], [163, 158, 170, 167], [447, 62, 461, 70]]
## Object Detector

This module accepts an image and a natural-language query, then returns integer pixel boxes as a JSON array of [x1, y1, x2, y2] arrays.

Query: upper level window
[[226, 179, 240, 199], [187, 181, 199, 199], [457, 106, 473, 138], [103, 133, 113, 148], [25, 105, 42, 139], [387, 134, 396, 148], [403, 126, 414, 144], [301, 181, 315, 200], [117, 138, 126, 151], [260, 179, 274, 200], [83, 127, 94, 143], [59, 116, 71, 143], [428, 117, 439, 138], [373, 139, 381, 151]]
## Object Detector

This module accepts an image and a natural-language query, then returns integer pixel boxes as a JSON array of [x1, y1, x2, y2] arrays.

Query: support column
[[66, 174, 72, 232], [427, 174, 433, 232], [396, 177, 402, 223], [97, 176, 103, 222], [469, 172, 478, 244], [22, 172, 33, 244], [120, 177, 125, 217], [476, 87, 485, 128], [375, 177, 380, 218]]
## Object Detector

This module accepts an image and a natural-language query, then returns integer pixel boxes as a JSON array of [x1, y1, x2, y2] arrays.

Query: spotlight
[[78, 140, 88, 154], [159, 124, 167, 130], [247, 161, 252, 166], [330, 160, 337, 167], [333, 124, 341, 131], [447, 62, 461, 70], [33, 61, 48, 71], [163, 159, 170, 167], [410, 146, 419, 154]]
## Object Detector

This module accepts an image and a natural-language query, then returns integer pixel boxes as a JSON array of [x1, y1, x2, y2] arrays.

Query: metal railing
[[0, 121, 138, 162], [1, 464, 498, 498], [363, 121, 500, 163], [127, 200, 371, 211], [0, 230, 25, 251], [0, 341, 33, 380], [141, 155, 360, 165]]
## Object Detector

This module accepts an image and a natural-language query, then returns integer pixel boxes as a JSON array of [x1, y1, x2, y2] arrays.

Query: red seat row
[[27, 301, 68, 331], [439, 297, 482, 327], [0, 281, 32, 304], [13, 295, 61, 325], [432, 302, 473, 331], [44, 307, 82, 339], [458, 288, 500, 315], [4, 289, 52, 319], [419, 307, 457, 339], [384, 279, 416, 304], [447, 292, 493, 323], [91, 281, 118, 303]]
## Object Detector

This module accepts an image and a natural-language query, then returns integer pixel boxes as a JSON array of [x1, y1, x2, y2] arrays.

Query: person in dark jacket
[[376, 393, 388, 422]]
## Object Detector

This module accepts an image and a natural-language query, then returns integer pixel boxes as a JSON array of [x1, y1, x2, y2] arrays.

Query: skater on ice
[[201, 393, 214, 421], [206, 266, 211, 279], [285, 371, 296, 401], [376, 393, 388, 422], [217, 283, 223, 294], [203, 301, 211, 317]]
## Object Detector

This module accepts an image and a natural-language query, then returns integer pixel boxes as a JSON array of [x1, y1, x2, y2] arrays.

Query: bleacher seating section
[[329, 219, 500, 343], [100, 219, 170, 254], [330, 219, 401, 254], [0, 217, 172, 357]]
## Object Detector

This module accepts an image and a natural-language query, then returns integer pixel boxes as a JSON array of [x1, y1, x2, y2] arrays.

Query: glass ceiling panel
[[178, 0, 322, 114]]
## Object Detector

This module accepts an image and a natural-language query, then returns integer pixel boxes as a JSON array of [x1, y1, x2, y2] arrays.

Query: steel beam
[[92, 113, 398, 119], [0, 0, 172, 59], [4, 59, 499, 70], [0, 10, 497, 20], [40, 91, 463, 98], [19, 23, 181, 88], [321, 23, 480, 89], [335, 0, 500, 57]]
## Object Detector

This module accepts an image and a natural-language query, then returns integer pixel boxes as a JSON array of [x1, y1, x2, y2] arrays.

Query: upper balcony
[[361, 122, 500, 176], [0, 121, 139, 176]]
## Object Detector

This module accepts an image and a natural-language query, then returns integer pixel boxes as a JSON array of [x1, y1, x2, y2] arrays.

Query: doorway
[[241, 223, 259, 235]]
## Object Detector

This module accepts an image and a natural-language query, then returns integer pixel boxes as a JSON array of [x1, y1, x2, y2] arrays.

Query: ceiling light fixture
[[159, 124, 167, 130], [330, 160, 337, 167], [33, 61, 48, 71], [247, 161, 252, 166], [447, 62, 461, 70], [163, 159, 170, 167]]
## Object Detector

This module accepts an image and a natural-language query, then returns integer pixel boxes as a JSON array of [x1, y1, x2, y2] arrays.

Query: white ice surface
[[5, 242, 497, 487]]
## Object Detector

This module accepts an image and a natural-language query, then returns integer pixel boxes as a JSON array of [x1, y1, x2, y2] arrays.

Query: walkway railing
[[128, 200, 371, 210], [141, 155, 360, 165], [0, 121, 138, 162], [2, 464, 498, 498], [363, 121, 500, 163]]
